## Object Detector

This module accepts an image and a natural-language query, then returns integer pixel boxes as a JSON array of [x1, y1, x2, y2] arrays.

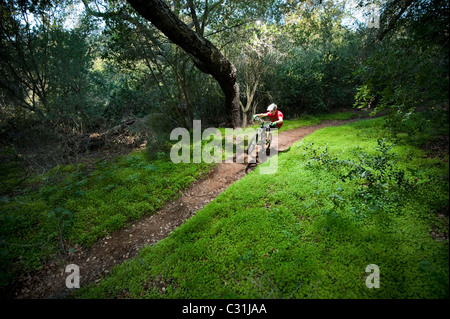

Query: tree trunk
[[240, 77, 260, 127], [242, 110, 248, 127], [127, 0, 241, 128]]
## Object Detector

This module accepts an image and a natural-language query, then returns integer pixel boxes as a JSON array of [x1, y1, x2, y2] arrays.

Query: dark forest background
[[1, 0, 448, 170]]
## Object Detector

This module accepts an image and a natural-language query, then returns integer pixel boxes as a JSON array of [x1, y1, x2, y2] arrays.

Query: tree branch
[[377, 0, 415, 41], [126, 0, 241, 127], [186, 0, 202, 35]]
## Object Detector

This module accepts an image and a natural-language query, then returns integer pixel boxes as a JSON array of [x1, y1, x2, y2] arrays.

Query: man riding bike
[[253, 103, 284, 129]]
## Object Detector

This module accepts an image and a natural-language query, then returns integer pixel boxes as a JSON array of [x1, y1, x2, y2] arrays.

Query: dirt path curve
[[11, 118, 359, 299]]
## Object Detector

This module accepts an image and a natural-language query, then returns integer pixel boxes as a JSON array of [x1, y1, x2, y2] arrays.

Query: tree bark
[[240, 76, 260, 127], [127, 0, 241, 128]]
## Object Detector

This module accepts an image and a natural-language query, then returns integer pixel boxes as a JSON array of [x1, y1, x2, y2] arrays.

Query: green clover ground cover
[[0, 112, 356, 292], [0, 150, 214, 287], [77, 117, 448, 299]]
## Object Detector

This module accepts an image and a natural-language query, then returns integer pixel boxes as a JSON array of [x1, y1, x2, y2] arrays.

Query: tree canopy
[[0, 0, 448, 168]]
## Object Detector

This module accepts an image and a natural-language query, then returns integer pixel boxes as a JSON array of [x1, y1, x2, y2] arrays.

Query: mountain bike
[[246, 116, 273, 167]]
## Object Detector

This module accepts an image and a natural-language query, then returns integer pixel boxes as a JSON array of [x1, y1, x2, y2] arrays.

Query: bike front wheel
[[247, 132, 259, 155]]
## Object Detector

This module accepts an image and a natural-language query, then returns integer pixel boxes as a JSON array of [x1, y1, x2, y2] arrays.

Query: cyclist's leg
[[266, 128, 274, 156]]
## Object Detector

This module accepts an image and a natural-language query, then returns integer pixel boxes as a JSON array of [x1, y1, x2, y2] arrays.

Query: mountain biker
[[253, 103, 284, 129]]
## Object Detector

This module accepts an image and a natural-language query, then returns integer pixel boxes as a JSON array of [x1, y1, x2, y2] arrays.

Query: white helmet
[[267, 103, 277, 112]]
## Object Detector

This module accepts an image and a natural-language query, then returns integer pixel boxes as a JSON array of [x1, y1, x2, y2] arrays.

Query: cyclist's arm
[[271, 113, 283, 126], [273, 118, 283, 126], [254, 112, 271, 118], [254, 113, 267, 118]]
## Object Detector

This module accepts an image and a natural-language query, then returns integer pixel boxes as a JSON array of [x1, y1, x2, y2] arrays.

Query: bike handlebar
[[254, 116, 274, 129], [253, 116, 270, 125]]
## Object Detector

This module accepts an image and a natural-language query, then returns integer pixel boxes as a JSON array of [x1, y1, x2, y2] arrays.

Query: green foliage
[[301, 138, 427, 216], [77, 118, 448, 299], [353, 0, 449, 137], [145, 113, 177, 160], [260, 2, 363, 116], [0, 149, 215, 287], [0, 5, 101, 130]]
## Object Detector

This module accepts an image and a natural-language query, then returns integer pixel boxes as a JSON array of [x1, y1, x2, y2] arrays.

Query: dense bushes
[[353, 0, 449, 138]]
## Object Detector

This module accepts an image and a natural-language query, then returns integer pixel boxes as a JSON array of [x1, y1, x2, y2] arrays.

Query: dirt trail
[[10, 118, 358, 299]]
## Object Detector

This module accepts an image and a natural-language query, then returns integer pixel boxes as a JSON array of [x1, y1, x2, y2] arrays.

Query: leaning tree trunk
[[127, 0, 241, 128]]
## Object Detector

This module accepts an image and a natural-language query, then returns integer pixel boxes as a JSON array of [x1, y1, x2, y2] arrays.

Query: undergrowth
[[0, 148, 214, 288]]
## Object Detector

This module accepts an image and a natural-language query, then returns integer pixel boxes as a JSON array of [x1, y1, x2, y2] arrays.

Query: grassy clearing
[[0, 112, 353, 289], [0, 149, 215, 287], [76, 117, 448, 299]]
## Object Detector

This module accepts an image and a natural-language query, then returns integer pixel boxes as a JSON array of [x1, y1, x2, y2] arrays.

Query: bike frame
[[247, 117, 272, 157]]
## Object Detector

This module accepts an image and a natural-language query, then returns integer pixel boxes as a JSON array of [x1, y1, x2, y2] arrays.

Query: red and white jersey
[[265, 110, 283, 128]]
